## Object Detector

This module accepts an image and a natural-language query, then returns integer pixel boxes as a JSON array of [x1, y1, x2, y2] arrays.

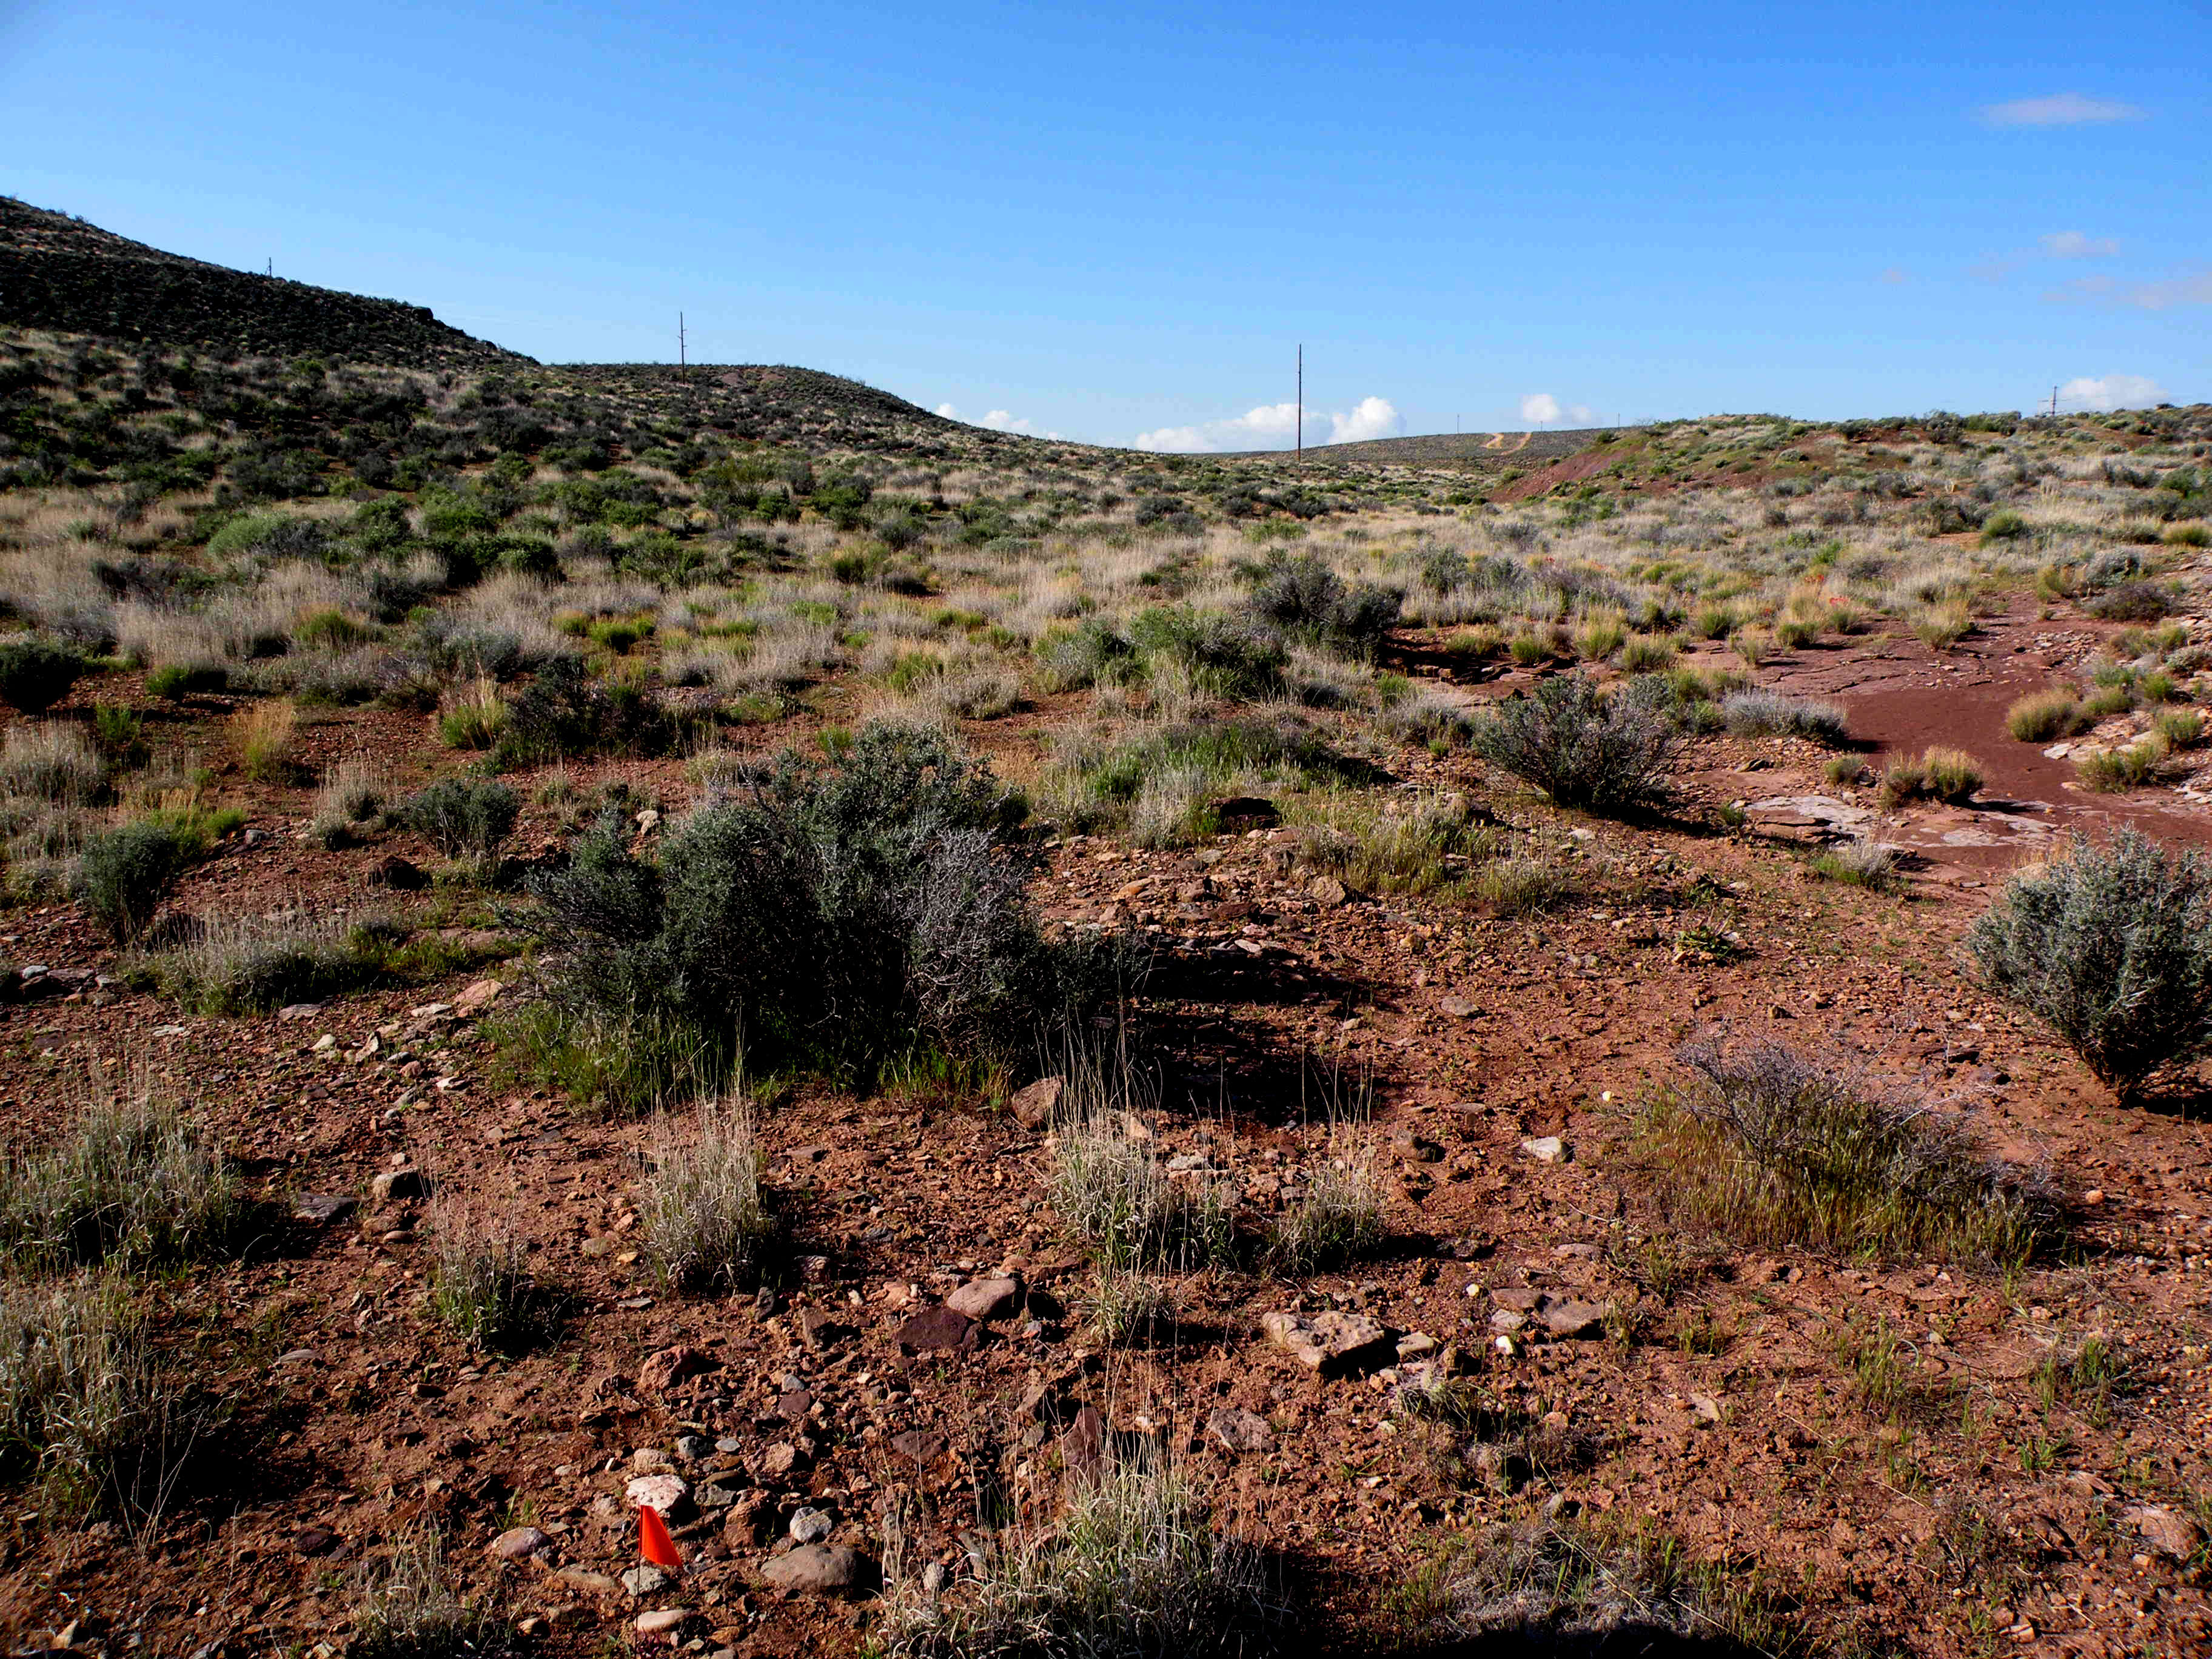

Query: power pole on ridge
[[679, 313, 687, 371], [1296, 344, 1302, 456]]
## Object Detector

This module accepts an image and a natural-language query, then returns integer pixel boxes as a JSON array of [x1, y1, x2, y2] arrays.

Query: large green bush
[[402, 778, 520, 859], [1966, 828, 2212, 1096], [1474, 671, 1681, 815], [522, 722, 1128, 1102], [74, 819, 193, 941], [0, 638, 87, 715]]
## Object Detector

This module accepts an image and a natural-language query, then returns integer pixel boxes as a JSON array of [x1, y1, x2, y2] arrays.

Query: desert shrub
[[1051, 1113, 1231, 1272], [141, 910, 471, 1015], [0, 1276, 213, 1517], [1473, 671, 1681, 816], [494, 654, 669, 765], [1640, 1040, 2058, 1262], [0, 723, 106, 803], [1128, 608, 1285, 700], [1718, 689, 1848, 745], [1875, 746, 1981, 807], [0, 638, 87, 714], [1246, 554, 1402, 658], [1377, 690, 1476, 751], [0, 1090, 243, 1271], [2005, 689, 2082, 742], [427, 1211, 554, 1353], [2153, 707, 2205, 749], [881, 1453, 1275, 1659], [74, 818, 195, 941], [1912, 600, 1972, 651], [1966, 828, 2212, 1094], [1048, 715, 1366, 843], [1618, 633, 1676, 673], [2086, 581, 2173, 622], [1294, 794, 1495, 896], [1979, 509, 2029, 543], [522, 720, 1125, 1096], [401, 779, 520, 859], [1472, 851, 1577, 914], [347, 1527, 509, 1659], [1037, 620, 1141, 692], [641, 1102, 773, 1292]]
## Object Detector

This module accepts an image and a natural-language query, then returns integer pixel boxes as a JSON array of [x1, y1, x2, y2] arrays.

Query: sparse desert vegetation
[[1, 204, 2211, 1657]]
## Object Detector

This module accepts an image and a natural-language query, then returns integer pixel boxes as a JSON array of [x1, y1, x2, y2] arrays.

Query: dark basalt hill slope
[[0, 197, 528, 369]]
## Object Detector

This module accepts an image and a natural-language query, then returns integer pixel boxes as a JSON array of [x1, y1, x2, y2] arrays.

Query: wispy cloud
[[936, 402, 1064, 439], [1978, 92, 2143, 127], [2040, 230, 2120, 258], [2045, 267, 2212, 310], [1880, 266, 1909, 285], [2056, 373, 2167, 412], [1132, 396, 1401, 452]]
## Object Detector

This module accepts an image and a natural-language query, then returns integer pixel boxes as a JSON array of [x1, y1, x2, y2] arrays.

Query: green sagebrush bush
[[1966, 828, 2212, 1095], [1475, 671, 1681, 816], [73, 819, 194, 942], [0, 638, 87, 715], [401, 778, 520, 859], [521, 720, 1134, 1104]]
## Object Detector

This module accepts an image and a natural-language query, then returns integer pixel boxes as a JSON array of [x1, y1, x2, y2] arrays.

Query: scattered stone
[[1519, 1136, 1566, 1164], [2127, 1504, 2200, 1561], [1061, 1404, 1107, 1481], [1396, 1333, 1439, 1360], [674, 1433, 712, 1463], [277, 1003, 324, 1022], [1206, 1407, 1275, 1453], [891, 1429, 946, 1466], [760, 1443, 801, 1477], [1438, 996, 1478, 1019], [292, 1194, 356, 1225], [695, 1484, 740, 1510], [946, 1277, 1020, 1321], [632, 1447, 675, 1473], [897, 1306, 977, 1354], [777, 1388, 813, 1422], [1260, 1310, 1393, 1376], [637, 1346, 716, 1395], [369, 1167, 424, 1203], [1541, 1299, 1613, 1341], [366, 855, 427, 891], [489, 1526, 550, 1561], [789, 1506, 833, 1544], [1308, 874, 1348, 907], [759, 1544, 873, 1596], [1208, 796, 1279, 830], [635, 1609, 693, 1638], [453, 978, 503, 1014], [554, 1566, 625, 1596], [1008, 1075, 1064, 1129], [292, 1525, 339, 1557], [625, 1474, 691, 1518], [622, 1564, 674, 1598]]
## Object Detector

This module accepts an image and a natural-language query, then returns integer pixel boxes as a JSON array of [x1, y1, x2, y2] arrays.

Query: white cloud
[[2040, 230, 2119, 258], [2057, 373, 2168, 412], [935, 402, 1062, 439], [1328, 397, 1401, 444], [1979, 92, 2143, 127], [1519, 393, 1562, 424], [1131, 395, 1401, 452]]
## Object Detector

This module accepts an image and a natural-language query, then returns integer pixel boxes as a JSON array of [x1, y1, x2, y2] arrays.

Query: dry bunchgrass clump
[[1638, 1039, 2059, 1264], [640, 1101, 773, 1292], [1876, 745, 1981, 807], [0, 1274, 213, 1518], [1269, 1141, 1384, 1273], [2005, 688, 2082, 742], [310, 753, 389, 848], [0, 720, 105, 803], [1085, 1265, 1173, 1347], [880, 1452, 1278, 1659], [426, 1205, 555, 1353], [1, 1084, 243, 1272], [1051, 1112, 1231, 1272], [231, 697, 300, 783], [347, 1526, 509, 1659]]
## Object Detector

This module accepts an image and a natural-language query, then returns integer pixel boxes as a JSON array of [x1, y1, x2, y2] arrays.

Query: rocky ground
[[4, 616, 2212, 1659]]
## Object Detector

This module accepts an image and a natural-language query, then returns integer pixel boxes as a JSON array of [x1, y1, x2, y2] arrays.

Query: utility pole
[[1295, 345, 1302, 456], [679, 313, 687, 370], [2048, 385, 2059, 417]]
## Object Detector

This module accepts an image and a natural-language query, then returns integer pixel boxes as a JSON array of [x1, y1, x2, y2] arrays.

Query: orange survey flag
[[638, 1504, 683, 1571]]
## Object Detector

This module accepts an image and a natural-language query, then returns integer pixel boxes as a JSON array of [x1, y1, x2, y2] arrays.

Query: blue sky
[[2, 1, 2205, 449]]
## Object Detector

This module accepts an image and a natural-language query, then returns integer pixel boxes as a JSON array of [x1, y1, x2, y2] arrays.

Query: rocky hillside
[[0, 197, 527, 369]]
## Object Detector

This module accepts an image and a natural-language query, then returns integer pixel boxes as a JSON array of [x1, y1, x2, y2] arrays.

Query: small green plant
[[144, 662, 227, 700], [1979, 509, 2028, 543], [1809, 836, 1899, 891], [0, 1087, 243, 1272], [1087, 1265, 1173, 1347], [1051, 1112, 1232, 1272], [435, 677, 508, 751], [0, 637, 87, 714], [90, 705, 147, 768], [1618, 633, 1677, 673], [2074, 737, 2166, 793], [1473, 671, 1681, 816], [231, 699, 301, 784], [1269, 1140, 1384, 1273], [427, 1210, 554, 1353], [1966, 828, 2212, 1096]]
